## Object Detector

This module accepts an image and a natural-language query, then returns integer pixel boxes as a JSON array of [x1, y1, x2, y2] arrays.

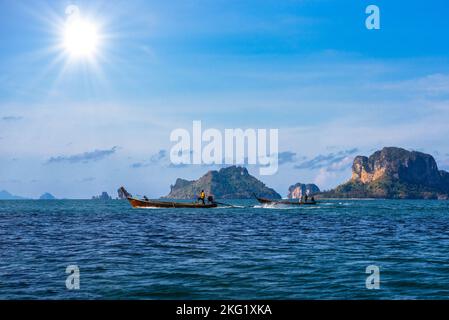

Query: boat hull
[[255, 196, 317, 206], [127, 197, 218, 208]]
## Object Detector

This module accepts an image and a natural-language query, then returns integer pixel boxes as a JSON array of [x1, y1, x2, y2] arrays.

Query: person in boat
[[198, 190, 206, 205], [304, 194, 308, 202], [311, 196, 315, 202], [207, 195, 214, 204]]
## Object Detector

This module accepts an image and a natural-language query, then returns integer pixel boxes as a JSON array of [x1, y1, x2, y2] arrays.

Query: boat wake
[[254, 204, 300, 210], [219, 205, 246, 209], [133, 206, 162, 209]]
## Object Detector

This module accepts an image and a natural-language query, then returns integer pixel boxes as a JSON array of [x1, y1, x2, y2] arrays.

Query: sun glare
[[53, 5, 106, 83], [63, 18, 99, 58]]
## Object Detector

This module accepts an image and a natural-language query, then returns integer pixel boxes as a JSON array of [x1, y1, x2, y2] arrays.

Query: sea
[[1, 199, 449, 299]]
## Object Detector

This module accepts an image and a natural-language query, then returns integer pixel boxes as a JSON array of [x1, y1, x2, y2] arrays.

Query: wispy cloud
[[381, 73, 449, 97], [2, 116, 23, 121], [131, 149, 190, 169], [131, 149, 167, 168], [294, 148, 358, 170], [150, 149, 167, 164], [312, 154, 356, 188], [132, 149, 311, 170], [46, 146, 118, 164], [326, 156, 354, 172], [0, 179, 21, 184], [278, 151, 298, 165]]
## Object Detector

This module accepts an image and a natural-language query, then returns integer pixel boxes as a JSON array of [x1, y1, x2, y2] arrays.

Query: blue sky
[[1, 0, 449, 198]]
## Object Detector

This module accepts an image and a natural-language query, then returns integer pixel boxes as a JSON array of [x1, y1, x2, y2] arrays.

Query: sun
[[63, 17, 99, 58], [53, 5, 106, 82]]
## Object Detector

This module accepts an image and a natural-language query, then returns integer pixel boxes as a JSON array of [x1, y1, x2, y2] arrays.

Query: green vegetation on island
[[164, 166, 281, 199], [321, 147, 449, 199]]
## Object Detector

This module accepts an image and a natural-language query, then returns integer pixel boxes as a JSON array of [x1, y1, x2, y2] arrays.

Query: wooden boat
[[127, 197, 217, 208], [254, 195, 317, 206], [119, 187, 217, 208]]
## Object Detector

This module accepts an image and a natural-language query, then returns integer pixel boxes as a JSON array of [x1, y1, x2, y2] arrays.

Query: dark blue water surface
[[1, 199, 449, 299]]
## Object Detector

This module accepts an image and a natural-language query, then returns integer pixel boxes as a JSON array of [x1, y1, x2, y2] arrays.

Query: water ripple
[[1, 199, 449, 299]]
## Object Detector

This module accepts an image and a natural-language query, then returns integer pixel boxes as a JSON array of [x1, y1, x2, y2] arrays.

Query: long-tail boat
[[119, 187, 218, 208], [254, 194, 317, 206]]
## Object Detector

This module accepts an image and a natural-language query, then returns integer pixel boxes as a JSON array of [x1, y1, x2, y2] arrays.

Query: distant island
[[0, 190, 27, 200], [117, 187, 128, 200], [321, 147, 449, 199], [164, 165, 281, 199], [287, 183, 320, 199], [2, 147, 449, 201], [92, 192, 112, 200], [0, 190, 56, 200], [39, 192, 56, 200]]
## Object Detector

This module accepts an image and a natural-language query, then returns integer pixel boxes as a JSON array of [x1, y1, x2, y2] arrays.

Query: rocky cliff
[[164, 166, 281, 199], [323, 147, 449, 199], [117, 187, 129, 200], [287, 183, 320, 199]]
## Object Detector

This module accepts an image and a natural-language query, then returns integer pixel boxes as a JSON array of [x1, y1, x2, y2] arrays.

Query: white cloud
[[380, 73, 449, 97], [314, 168, 336, 188]]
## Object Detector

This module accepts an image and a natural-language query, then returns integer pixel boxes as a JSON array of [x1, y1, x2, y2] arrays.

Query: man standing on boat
[[198, 190, 206, 205]]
